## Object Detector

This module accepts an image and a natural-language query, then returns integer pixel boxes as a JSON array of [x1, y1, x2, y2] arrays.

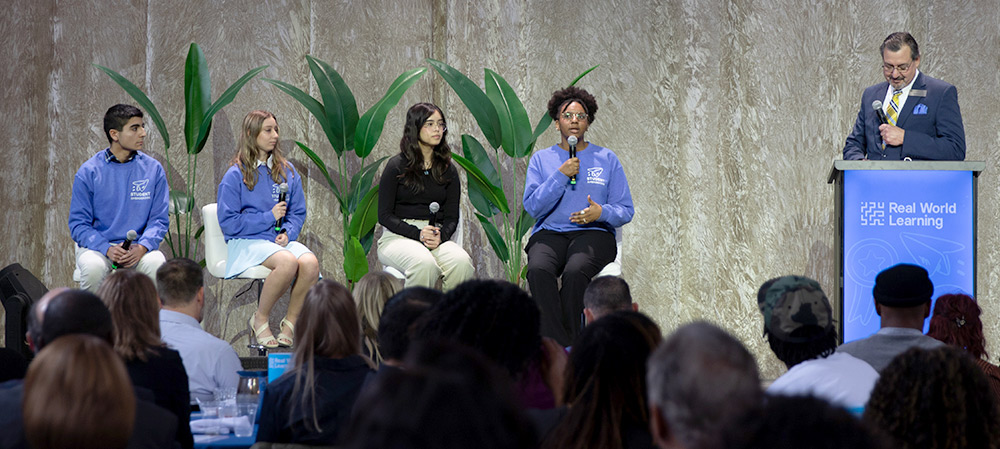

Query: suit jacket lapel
[[896, 72, 925, 127]]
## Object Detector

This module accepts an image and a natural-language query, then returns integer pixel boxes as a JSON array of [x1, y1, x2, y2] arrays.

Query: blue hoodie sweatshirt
[[217, 161, 306, 242], [523, 143, 634, 235], [68, 149, 169, 254]]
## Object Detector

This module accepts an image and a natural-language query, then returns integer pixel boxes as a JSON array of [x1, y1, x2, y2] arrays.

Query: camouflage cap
[[757, 276, 833, 343]]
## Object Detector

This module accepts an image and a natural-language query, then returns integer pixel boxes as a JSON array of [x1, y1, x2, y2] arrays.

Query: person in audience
[[22, 334, 134, 449], [341, 339, 537, 449], [256, 279, 373, 445], [837, 263, 943, 372], [68, 104, 168, 291], [541, 311, 662, 449], [98, 270, 193, 449], [217, 109, 320, 348], [757, 275, 879, 414], [864, 346, 1000, 449], [722, 395, 889, 449], [583, 275, 638, 325], [354, 270, 403, 365], [927, 293, 1000, 403], [415, 279, 558, 409], [376, 287, 442, 370], [0, 288, 177, 449], [156, 257, 241, 404], [377, 102, 474, 290], [523, 86, 634, 346], [646, 321, 763, 449]]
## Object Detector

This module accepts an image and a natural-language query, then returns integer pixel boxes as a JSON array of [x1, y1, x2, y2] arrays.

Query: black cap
[[873, 264, 933, 307]]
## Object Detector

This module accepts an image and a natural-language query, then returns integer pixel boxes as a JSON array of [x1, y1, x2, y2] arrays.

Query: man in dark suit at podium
[[842, 32, 966, 161]]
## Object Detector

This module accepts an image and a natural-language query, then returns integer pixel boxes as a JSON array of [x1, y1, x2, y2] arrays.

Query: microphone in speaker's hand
[[567, 136, 578, 185], [872, 100, 889, 125], [429, 201, 440, 228], [112, 229, 138, 270], [274, 183, 289, 232]]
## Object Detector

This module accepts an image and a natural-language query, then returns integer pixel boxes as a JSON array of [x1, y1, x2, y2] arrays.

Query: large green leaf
[[475, 213, 509, 263], [343, 236, 368, 283], [294, 141, 345, 212], [308, 56, 359, 155], [515, 209, 535, 240], [264, 78, 333, 141], [193, 64, 268, 155], [355, 67, 426, 158], [168, 190, 195, 215], [346, 157, 387, 214], [460, 135, 501, 217], [93, 64, 171, 150], [426, 58, 502, 149], [484, 69, 533, 158], [347, 186, 379, 238], [184, 43, 211, 154], [529, 64, 600, 153], [360, 228, 375, 254], [452, 152, 509, 215]]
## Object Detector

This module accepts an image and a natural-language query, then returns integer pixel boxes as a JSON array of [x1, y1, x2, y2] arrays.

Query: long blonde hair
[[354, 271, 402, 366], [96, 270, 163, 362], [233, 110, 290, 190], [24, 334, 135, 449], [290, 279, 366, 432]]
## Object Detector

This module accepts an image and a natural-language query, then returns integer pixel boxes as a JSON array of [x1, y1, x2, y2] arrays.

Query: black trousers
[[525, 229, 617, 346]]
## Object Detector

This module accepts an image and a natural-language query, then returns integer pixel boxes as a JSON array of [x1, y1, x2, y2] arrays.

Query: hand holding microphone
[[568, 136, 578, 185], [273, 183, 289, 233], [111, 229, 138, 269], [421, 202, 441, 249]]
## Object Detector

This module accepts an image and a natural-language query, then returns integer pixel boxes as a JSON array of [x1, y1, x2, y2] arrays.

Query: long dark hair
[[398, 102, 452, 192]]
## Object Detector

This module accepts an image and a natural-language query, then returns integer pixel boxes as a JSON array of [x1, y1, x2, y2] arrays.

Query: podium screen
[[842, 169, 974, 343]]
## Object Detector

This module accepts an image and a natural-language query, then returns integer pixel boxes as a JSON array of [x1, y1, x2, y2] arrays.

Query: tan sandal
[[277, 318, 295, 347], [249, 316, 278, 349]]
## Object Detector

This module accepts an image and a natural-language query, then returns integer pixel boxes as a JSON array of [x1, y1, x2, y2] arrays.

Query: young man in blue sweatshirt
[[68, 104, 169, 291]]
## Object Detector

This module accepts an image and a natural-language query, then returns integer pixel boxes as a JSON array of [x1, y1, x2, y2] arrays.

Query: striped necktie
[[886, 89, 903, 126]]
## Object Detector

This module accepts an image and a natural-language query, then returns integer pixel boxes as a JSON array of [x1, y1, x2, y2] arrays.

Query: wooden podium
[[827, 160, 985, 343]]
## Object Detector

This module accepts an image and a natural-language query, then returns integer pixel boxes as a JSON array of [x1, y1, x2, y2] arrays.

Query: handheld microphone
[[872, 100, 888, 125], [567, 136, 578, 185], [274, 183, 289, 233], [112, 229, 138, 270], [428, 202, 440, 228]]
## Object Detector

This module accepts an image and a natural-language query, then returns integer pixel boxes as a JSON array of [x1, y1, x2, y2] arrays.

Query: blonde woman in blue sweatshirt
[[217, 110, 319, 348], [523, 87, 634, 347]]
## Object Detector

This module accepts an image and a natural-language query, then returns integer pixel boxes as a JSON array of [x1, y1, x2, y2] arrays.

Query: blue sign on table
[[841, 169, 974, 342]]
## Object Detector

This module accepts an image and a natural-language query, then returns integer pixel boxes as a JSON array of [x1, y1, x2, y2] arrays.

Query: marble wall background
[[2, 0, 998, 380]]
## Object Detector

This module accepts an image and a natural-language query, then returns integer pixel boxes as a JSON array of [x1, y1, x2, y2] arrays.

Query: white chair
[[595, 226, 624, 277], [202, 203, 271, 341]]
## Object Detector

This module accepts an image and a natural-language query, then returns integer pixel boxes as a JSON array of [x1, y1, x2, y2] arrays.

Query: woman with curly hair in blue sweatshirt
[[217, 110, 320, 348]]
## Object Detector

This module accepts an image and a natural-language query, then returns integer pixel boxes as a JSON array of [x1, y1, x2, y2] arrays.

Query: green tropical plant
[[95, 43, 268, 262], [264, 56, 426, 284], [427, 59, 597, 284]]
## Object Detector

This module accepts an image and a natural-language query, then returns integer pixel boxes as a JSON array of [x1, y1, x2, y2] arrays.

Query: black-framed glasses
[[560, 112, 588, 121], [422, 120, 447, 131]]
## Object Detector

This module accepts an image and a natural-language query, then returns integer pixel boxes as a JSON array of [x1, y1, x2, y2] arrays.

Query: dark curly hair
[[928, 293, 988, 359], [864, 346, 1000, 449], [547, 86, 598, 124], [414, 279, 541, 378]]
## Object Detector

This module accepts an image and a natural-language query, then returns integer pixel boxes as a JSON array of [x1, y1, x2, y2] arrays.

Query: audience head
[[544, 311, 662, 449], [723, 395, 889, 449], [928, 293, 988, 359], [378, 287, 442, 365], [583, 276, 636, 324], [756, 275, 838, 369], [416, 279, 541, 378], [872, 264, 934, 329], [156, 257, 205, 318], [28, 288, 113, 353], [23, 334, 135, 449], [294, 279, 362, 363], [647, 321, 762, 449], [342, 339, 536, 449], [103, 104, 143, 146], [96, 270, 162, 361], [354, 271, 403, 365], [864, 346, 1000, 449]]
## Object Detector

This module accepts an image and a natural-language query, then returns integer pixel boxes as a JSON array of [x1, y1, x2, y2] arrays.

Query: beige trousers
[[377, 219, 474, 291]]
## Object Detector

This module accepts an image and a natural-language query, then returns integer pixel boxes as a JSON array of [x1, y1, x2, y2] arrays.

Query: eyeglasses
[[560, 112, 588, 121], [422, 120, 447, 131], [882, 61, 913, 74]]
